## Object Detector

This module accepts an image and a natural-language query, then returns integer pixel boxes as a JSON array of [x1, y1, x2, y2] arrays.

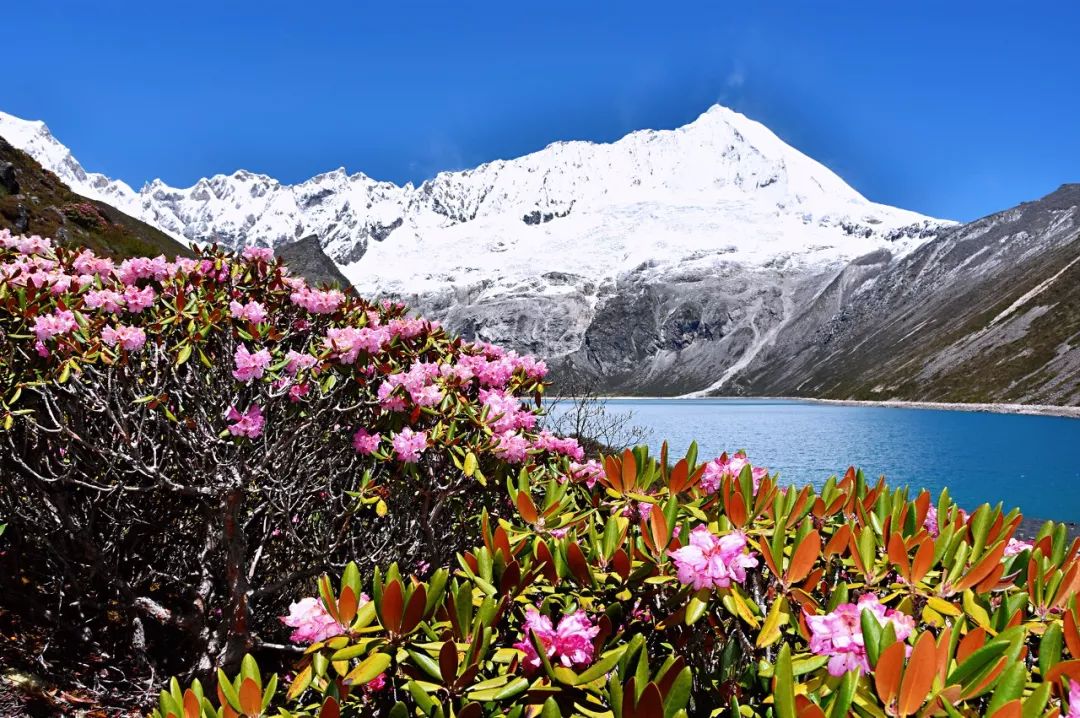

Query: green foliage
[[161, 447, 1080, 717]]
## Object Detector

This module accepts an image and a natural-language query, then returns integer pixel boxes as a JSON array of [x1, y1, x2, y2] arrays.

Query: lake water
[[552, 399, 1080, 523]]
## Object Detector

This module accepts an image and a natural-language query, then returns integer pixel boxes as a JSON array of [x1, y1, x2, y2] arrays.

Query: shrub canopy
[[0, 230, 569, 687]]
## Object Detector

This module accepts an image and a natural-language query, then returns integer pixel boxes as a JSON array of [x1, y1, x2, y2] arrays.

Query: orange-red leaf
[[787, 530, 820, 585], [898, 632, 936, 717], [621, 449, 637, 492], [382, 580, 404, 634], [337, 586, 358, 627], [874, 641, 906, 706], [516, 491, 539, 524], [239, 678, 262, 717], [401, 584, 427, 635]]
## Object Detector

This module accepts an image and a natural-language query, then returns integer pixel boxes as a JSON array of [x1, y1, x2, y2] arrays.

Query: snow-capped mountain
[[0, 106, 951, 393]]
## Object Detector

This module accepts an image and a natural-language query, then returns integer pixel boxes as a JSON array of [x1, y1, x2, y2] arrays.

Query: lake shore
[[785, 397, 1080, 419]]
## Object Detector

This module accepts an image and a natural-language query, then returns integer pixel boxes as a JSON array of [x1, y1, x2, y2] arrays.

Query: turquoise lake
[[554, 399, 1080, 523]]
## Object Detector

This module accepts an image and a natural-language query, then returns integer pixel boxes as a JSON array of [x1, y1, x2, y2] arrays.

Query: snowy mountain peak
[[1, 103, 948, 288]]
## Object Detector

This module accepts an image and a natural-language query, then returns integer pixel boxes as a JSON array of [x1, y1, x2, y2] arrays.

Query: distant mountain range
[[2, 107, 1077, 404]]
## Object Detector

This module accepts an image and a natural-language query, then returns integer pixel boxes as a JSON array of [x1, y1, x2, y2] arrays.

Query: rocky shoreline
[[791, 397, 1080, 419]]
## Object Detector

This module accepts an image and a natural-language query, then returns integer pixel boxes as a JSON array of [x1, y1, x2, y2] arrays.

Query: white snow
[[1, 104, 949, 294]]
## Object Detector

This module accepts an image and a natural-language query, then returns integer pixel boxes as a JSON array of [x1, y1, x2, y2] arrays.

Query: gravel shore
[[782, 398, 1080, 419]]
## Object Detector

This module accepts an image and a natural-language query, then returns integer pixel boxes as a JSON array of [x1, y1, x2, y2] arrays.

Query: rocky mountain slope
[[0, 105, 950, 395], [0, 135, 189, 259], [727, 184, 1080, 405], [0, 133, 346, 287]]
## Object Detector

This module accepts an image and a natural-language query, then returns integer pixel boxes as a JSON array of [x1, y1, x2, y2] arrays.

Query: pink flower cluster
[[101, 324, 147, 351], [0, 229, 52, 255], [291, 286, 345, 314], [567, 460, 604, 489], [353, 428, 381, 455], [493, 431, 531, 463], [1004, 537, 1033, 557], [280, 594, 367, 644], [668, 525, 759, 590], [226, 404, 264, 438], [233, 344, 272, 383], [284, 350, 318, 376], [391, 427, 427, 463], [381, 362, 444, 408], [324, 326, 391, 364], [513, 608, 599, 673], [32, 309, 77, 342], [532, 430, 584, 461], [457, 345, 547, 388], [479, 388, 537, 433], [700, 451, 768, 494], [806, 594, 916, 676], [242, 246, 274, 262], [229, 299, 267, 324], [1067, 680, 1080, 718]]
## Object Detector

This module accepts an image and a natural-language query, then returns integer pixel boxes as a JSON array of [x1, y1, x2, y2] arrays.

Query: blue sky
[[5, 1, 1078, 221]]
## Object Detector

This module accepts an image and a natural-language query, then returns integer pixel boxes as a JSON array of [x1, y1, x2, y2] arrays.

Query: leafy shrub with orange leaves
[[155, 442, 1080, 718]]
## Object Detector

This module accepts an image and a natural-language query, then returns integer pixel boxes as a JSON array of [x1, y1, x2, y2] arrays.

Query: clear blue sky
[[5, 1, 1078, 221]]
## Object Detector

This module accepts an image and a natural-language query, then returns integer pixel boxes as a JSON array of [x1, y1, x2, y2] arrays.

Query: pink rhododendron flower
[[513, 609, 598, 673], [242, 246, 274, 262], [324, 326, 390, 363], [72, 250, 114, 277], [493, 431, 531, 464], [377, 382, 407, 412], [923, 505, 939, 537], [806, 594, 916, 676], [1067, 681, 1080, 718], [388, 317, 427, 339], [392, 427, 427, 463], [532, 430, 585, 461], [101, 324, 147, 351], [410, 383, 444, 408], [280, 595, 367, 644], [233, 344, 272, 383], [284, 350, 318, 376], [668, 525, 758, 590], [33, 309, 77, 342], [123, 285, 156, 313], [291, 286, 345, 314], [1004, 537, 1033, 557], [288, 383, 310, 402], [84, 289, 126, 313], [699, 451, 766, 494], [353, 428, 381, 455], [229, 299, 267, 324], [226, 404, 264, 438], [568, 460, 604, 489]]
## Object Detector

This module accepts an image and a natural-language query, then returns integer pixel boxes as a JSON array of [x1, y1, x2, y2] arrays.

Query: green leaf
[[774, 643, 796, 718], [539, 697, 560, 718], [1039, 623, 1063, 678], [861, 608, 884, 668], [827, 670, 858, 718], [176, 343, 192, 366], [985, 662, 1025, 716], [685, 589, 710, 626], [344, 652, 392, 686], [573, 645, 627, 685], [664, 667, 692, 718]]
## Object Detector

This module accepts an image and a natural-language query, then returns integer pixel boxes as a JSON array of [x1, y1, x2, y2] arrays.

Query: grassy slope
[[0, 135, 191, 259]]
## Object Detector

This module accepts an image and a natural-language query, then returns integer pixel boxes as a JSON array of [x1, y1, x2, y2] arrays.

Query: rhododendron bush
[[4, 235, 1080, 717], [0, 231, 557, 692], [153, 445, 1080, 718]]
